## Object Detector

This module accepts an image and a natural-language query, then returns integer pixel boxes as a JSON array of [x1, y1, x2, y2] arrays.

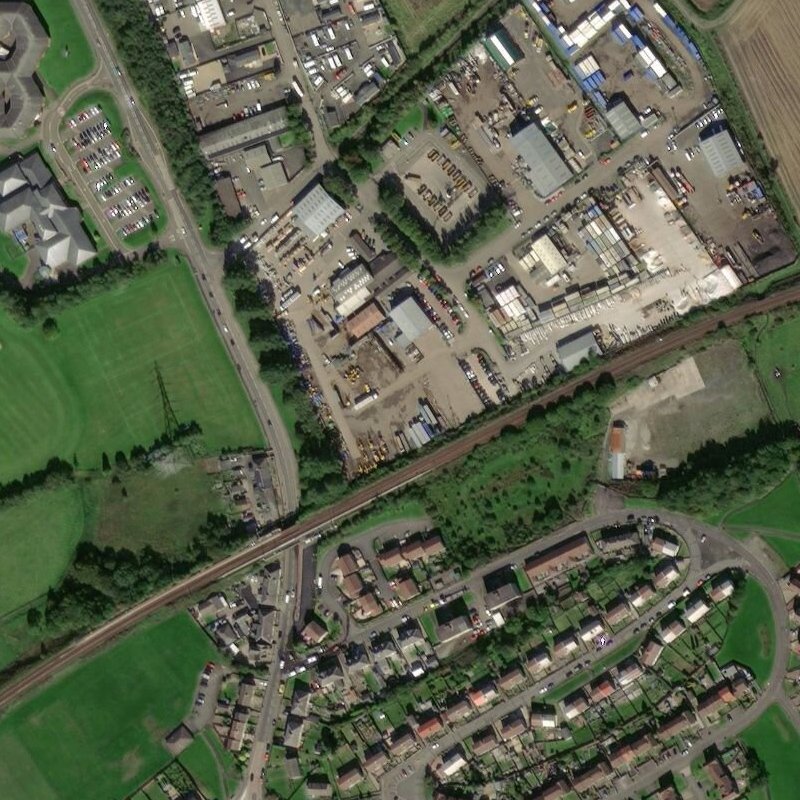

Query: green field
[[34, 0, 95, 95], [0, 486, 86, 618], [762, 535, 800, 570], [0, 613, 216, 800], [0, 233, 28, 277], [383, 0, 488, 51], [179, 730, 239, 800], [0, 255, 263, 482], [747, 314, 800, 420], [741, 704, 800, 800], [716, 579, 775, 685], [726, 473, 800, 533]]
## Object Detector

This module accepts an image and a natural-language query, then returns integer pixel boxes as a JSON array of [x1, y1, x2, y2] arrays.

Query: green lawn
[[747, 314, 800, 420], [89, 463, 224, 556], [726, 473, 800, 533], [0, 485, 86, 617], [716, 578, 775, 685], [179, 730, 239, 800], [762, 535, 800, 570], [0, 613, 216, 800], [0, 232, 28, 277], [741, 704, 800, 800], [34, 0, 95, 95], [0, 254, 263, 482]]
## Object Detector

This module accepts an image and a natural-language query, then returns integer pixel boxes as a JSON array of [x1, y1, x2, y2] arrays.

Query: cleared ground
[[741, 704, 800, 800], [715, 578, 775, 685], [33, 0, 95, 95], [0, 613, 215, 800], [0, 254, 263, 482], [0, 485, 86, 617], [721, 0, 800, 216], [610, 341, 768, 468]]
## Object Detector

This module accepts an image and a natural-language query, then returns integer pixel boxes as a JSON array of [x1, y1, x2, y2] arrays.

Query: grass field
[[0, 485, 86, 618], [745, 313, 800, 420], [33, 0, 95, 95], [0, 613, 215, 800], [762, 535, 800, 569], [179, 730, 239, 800], [741, 704, 800, 800], [0, 254, 263, 482], [716, 578, 775, 685], [90, 464, 224, 556], [0, 232, 28, 277], [726, 472, 800, 533], [382, 0, 487, 51]]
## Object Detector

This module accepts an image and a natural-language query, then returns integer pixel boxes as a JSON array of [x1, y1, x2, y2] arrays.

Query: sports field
[[0, 255, 263, 482], [0, 233, 28, 277], [33, 0, 95, 95], [0, 613, 215, 800], [0, 485, 86, 618], [741, 704, 800, 800], [745, 313, 800, 420], [715, 578, 775, 685]]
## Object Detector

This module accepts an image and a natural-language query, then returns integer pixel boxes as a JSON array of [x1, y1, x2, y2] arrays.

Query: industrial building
[[520, 231, 569, 276], [484, 25, 523, 71], [579, 203, 638, 275], [0, 152, 96, 274], [345, 300, 385, 342], [331, 261, 372, 316], [292, 182, 345, 240], [389, 296, 432, 343], [698, 121, 745, 178], [605, 94, 641, 141], [198, 107, 288, 159], [556, 327, 601, 372], [608, 420, 626, 480], [510, 120, 573, 199], [0, 3, 48, 137]]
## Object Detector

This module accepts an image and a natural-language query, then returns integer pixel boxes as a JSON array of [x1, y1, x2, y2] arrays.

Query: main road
[[1, 280, 800, 713]]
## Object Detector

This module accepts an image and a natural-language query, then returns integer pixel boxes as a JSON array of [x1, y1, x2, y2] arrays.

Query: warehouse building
[[520, 231, 569, 276], [0, 3, 48, 137], [331, 261, 372, 316], [605, 94, 641, 140], [345, 300, 385, 342], [198, 107, 288, 159], [698, 121, 745, 178], [484, 25, 523, 71], [0, 152, 95, 273], [556, 327, 601, 372], [292, 182, 345, 240], [510, 120, 573, 199], [389, 296, 432, 343]]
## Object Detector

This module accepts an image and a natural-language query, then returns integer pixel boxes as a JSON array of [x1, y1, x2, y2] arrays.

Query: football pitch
[[0, 254, 263, 482], [0, 613, 216, 800]]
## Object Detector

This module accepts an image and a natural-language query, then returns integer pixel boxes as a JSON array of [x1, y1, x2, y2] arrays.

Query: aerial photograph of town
[[2, 0, 800, 798]]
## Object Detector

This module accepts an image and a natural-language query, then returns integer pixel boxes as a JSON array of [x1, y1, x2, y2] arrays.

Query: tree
[[26, 607, 42, 627]]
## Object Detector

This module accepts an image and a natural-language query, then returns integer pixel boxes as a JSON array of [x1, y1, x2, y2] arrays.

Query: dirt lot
[[609, 340, 768, 468], [721, 0, 800, 215]]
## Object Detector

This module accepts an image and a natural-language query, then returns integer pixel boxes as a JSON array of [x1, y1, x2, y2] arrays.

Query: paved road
[[2, 281, 800, 714], [380, 508, 794, 800]]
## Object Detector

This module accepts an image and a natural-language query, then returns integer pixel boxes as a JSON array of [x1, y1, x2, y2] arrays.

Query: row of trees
[[93, 0, 242, 244], [377, 174, 510, 265]]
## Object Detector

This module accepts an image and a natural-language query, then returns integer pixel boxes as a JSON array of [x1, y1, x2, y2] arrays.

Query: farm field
[[33, 0, 95, 95], [0, 232, 27, 277], [725, 472, 800, 533], [0, 485, 86, 618], [0, 613, 215, 800], [0, 254, 263, 483], [720, 0, 800, 217], [741, 704, 800, 800], [715, 578, 775, 685], [178, 730, 240, 800], [744, 312, 800, 420]]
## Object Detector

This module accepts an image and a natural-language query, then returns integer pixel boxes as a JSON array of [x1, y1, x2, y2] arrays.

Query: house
[[641, 639, 664, 667], [415, 714, 443, 740], [300, 620, 328, 645], [685, 596, 711, 625], [388, 726, 416, 757], [710, 576, 735, 603], [660, 618, 686, 644], [436, 615, 471, 644], [353, 592, 382, 620], [332, 552, 359, 577], [316, 657, 345, 689], [395, 577, 419, 602], [283, 715, 306, 749], [336, 762, 363, 791], [497, 665, 526, 693], [468, 679, 499, 709], [527, 645, 552, 674], [378, 546, 408, 571], [422, 534, 446, 560], [534, 779, 570, 800], [579, 616, 604, 643], [571, 760, 611, 793], [705, 758, 739, 799], [471, 725, 499, 756], [340, 572, 365, 600], [616, 657, 644, 687], [439, 746, 467, 778], [553, 631, 580, 659], [485, 581, 522, 611], [498, 710, 527, 740], [599, 526, 638, 552], [653, 559, 681, 589], [629, 582, 656, 609], [656, 710, 695, 740], [396, 621, 426, 653], [525, 535, 592, 582], [605, 596, 632, 627], [697, 680, 745, 719], [562, 690, 589, 721], [608, 732, 653, 769], [444, 695, 472, 724], [306, 777, 332, 798], [530, 707, 558, 728], [588, 674, 615, 703], [291, 684, 312, 717], [651, 533, 680, 558], [363, 743, 389, 775]]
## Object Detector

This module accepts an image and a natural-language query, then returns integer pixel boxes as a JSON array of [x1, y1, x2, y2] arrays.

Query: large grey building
[[0, 152, 96, 274], [605, 94, 641, 141], [556, 326, 600, 372], [0, 3, 48, 137], [698, 121, 744, 178], [510, 120, 573, 198], [198, 107, 288, 159], [292, 182, 345, 240]]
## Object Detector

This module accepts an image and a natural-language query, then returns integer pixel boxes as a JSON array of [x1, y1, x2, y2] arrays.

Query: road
[[1, 279, 800, 714], [378, 508, 793, 800]]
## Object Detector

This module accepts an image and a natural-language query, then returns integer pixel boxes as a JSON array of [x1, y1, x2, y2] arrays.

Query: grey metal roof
[[698, 122, 744, 178], [556, 327, 600, 372], [605, 95, 641, 141], [292, 182, 345, 240], [389, 297, 431, 342], [510, 121, 572, 198], [198, 107, 288, 159]]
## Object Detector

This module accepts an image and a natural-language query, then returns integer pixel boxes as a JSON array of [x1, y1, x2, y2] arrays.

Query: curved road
[[1, 281, 799, 712]]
